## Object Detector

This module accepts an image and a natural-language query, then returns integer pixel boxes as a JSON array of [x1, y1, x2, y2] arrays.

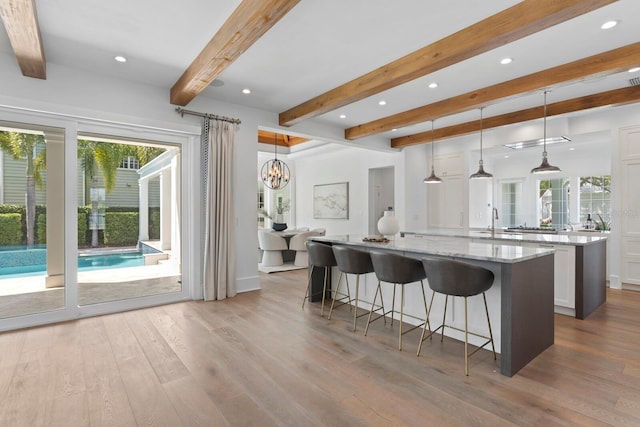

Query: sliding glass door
[[0, 122, 65, 319], [75, 134, 182, 306]]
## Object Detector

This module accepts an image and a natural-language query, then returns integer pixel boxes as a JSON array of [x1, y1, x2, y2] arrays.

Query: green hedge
[[37, 213, 46, 243], [150, 208, 160, 240], [37, 212, 88, 245], [103, 212, 139, 245], [1, 204, 152, 247], [0, 213, 23, 245], [77, 212, 88, 245]]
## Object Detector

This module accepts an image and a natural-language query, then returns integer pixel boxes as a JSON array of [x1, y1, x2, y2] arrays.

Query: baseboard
[[622, 283, 640, 292], [237, 275, 261, 293]]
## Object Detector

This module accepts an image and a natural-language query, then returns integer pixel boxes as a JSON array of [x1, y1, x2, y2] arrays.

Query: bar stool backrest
[[306, 241, 337, 268], [369, 250, 426, 284], [422, 258, 494, 297], [332, 246, 374, 275]]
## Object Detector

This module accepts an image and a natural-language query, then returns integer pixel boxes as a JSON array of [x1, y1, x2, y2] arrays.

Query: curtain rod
[[175, 107, 241, 125]]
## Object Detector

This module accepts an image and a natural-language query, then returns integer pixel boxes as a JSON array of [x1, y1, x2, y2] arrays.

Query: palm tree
[[77, 140, 164, 246], [0, 131, 46, 247]]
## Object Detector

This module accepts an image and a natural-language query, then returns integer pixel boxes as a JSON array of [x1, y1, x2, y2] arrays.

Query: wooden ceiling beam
[[391, 86, 640, 148], [278, 0, 616, 127], [348, 42, 640, 140], [170, 0, 301, 106], [0, 0, 46, 79], [257, 130, 309, 147]]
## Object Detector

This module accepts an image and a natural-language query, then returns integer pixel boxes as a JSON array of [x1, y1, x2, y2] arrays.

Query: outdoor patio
[[0, 262, 181, 319]]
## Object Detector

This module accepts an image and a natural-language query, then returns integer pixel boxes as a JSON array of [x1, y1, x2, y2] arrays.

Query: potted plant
[[594, 214, 611, 231], [258, 197, 290, 231]]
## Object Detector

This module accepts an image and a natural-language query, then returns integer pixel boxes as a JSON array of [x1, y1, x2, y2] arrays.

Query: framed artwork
[[313, 182, 349, 219]]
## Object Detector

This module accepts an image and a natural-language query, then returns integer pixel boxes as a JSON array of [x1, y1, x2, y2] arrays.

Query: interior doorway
[[368, 166, 395, 235]]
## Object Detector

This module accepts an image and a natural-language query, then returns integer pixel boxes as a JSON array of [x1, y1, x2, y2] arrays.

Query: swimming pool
[[0, 248, 145, 278]]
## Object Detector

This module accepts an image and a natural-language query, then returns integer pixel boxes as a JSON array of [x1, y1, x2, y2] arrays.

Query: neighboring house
[[0, 150, 160, 208]]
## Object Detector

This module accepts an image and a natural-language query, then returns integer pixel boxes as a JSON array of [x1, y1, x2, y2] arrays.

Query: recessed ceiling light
[[569, 147, 576, 151], [601, 20, 618, 30], [339, 114, 346, 119], [504, 155, 510, 159], [629, 67, 640, 73], [378, 100, 386, 106], [428, 82, 438, 89], [500, 57, 513, 65], [242, 88, 251, 94], [114, 55, 127, 63]]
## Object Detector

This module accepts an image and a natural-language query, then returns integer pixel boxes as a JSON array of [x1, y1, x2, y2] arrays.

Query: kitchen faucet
[[491, 207, 499, 233]]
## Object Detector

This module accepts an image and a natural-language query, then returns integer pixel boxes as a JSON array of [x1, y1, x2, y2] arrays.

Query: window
[[579, 175, 611, 225], [538, 178, 570, 230], [119, 156, 140, 170], [257, 181, 265, 227], [500, 181, 524, 227]]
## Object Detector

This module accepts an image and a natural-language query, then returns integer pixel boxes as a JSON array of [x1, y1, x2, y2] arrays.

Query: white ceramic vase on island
[[377, 208, 399, 238]]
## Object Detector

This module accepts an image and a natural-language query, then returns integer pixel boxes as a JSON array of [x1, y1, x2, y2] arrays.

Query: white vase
[[377, 210, 399, 236]]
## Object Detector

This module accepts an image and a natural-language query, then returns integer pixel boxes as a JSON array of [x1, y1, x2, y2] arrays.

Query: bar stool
[[301, 241, 339, 316], [418, 257, 496, 376], [329, 245, 379, 332], [365, 250, 430, 350]]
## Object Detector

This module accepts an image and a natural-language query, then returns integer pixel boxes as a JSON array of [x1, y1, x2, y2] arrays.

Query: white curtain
[[203, 120, 237, 301]]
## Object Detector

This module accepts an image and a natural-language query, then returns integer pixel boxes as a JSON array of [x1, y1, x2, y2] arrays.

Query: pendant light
[[469, 107, 493, 179], [531, 91, 561, 174], [261, 132, 290, 189], [424, 120, 442, 184]]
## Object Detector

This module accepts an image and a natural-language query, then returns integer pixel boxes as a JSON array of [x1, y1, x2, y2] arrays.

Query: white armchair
[[258, 230, 288, 266], [289, 230, 322, 266]]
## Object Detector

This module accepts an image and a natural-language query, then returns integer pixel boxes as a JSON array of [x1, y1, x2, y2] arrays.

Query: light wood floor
[[1, 269, 639, 426]]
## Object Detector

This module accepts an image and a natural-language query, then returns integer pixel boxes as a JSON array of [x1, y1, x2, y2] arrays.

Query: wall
[[293, 145, 404, 235]]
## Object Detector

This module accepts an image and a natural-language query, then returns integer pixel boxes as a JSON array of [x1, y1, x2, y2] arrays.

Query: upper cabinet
[[434, 153, 464, 177]]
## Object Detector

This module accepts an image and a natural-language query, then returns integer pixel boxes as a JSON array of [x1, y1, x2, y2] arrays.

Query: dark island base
[[575, 239, 607, 319]]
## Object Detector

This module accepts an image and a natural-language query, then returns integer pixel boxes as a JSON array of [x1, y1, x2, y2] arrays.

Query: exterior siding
[[2, 156, 48, 205], [1, 158, 159, 208]]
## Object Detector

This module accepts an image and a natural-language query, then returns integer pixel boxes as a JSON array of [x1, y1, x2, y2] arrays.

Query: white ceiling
[[1, 0, 639, 143]]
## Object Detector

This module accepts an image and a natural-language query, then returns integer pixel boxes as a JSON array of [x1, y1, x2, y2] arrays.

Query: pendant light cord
[[479, 107, 484, 163], [542, 91, 548, 156], [273, 132, 278, 160], [431, 120, 435, 172]]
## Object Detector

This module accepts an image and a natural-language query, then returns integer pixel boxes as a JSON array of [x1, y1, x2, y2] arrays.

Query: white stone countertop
[[312, 234, 554, 264], [400, 228, 608, 246]]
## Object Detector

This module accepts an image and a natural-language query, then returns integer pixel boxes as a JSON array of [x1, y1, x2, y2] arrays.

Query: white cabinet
[[521, 242, 575, 312], [427, 175, 464, 229], [427, 153, 464, 229], [435, 153, 464, 177]]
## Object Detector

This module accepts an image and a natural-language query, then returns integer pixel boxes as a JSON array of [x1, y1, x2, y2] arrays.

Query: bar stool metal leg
[[328, 271, 353, 320], [364, 281, 387, 336], [301, 265, 316, 309], [483, 293, 497, 360]]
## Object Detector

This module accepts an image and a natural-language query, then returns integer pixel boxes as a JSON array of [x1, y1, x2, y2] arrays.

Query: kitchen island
[[401, 229, 607, 319], [310, 234, 555, 377]]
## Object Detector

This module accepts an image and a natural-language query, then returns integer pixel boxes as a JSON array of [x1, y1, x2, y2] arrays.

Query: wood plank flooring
[[1, 268, 639, 426]]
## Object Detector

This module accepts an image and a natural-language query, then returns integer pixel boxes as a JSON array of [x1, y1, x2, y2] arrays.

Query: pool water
[[0, 250, 145, 278], [78, 252, 145, 270]]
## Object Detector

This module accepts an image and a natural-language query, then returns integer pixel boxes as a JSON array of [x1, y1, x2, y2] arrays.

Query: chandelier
[[261, 132, 290, 189]]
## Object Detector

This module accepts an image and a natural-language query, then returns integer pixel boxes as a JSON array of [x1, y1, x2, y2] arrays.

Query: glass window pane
[[0, 123, 65, 319]]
